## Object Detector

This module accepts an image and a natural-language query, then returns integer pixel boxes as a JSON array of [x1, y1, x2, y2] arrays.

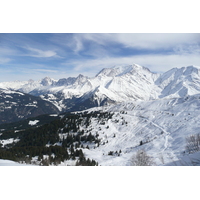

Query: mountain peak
[[182, 65, 200, 75], [77, 74, 85, 78], [95, 64, 149, 77], [1, 63, 200, 109], [185, 65, 200, 69], [41, 77, 55, 86]]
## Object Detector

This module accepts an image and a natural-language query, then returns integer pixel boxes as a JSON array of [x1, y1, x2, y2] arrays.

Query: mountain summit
[[0, 64, 200, 112], [156, 65, 200, 98]]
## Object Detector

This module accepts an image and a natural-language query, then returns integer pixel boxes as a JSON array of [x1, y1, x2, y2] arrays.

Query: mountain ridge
[[0, 88, 60, 124], [1, 64, 200, 112]]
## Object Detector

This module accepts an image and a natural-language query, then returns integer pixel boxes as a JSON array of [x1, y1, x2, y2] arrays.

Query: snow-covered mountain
[[156, 65, 200, 98], [1, 64, 200, 112], [0, 88, 59, 124]]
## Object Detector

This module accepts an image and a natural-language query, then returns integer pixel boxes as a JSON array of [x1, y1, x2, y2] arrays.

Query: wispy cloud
[[34, 69, 58, 73], [49, 34, 84, 54], [0, 47, 19, 56], [64, 33, 200, 54], [0, 61, 60, 81], [106, 33, 200, 50], [23, 46, 58, 58], [173, 44, 200, 55], [63, 51, 200, 75], [0, 57, 12, 64], [59, 33, 200, 75], [0, 33, 200, 81]]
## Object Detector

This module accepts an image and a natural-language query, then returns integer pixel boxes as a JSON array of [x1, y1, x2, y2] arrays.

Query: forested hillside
[[0, 111, 113, 165]]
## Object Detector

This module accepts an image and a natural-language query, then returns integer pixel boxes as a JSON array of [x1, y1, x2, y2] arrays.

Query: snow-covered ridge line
[[0, 64, 200, 112]]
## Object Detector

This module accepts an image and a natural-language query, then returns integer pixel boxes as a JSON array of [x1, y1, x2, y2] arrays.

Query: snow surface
[[0, 159, 32, 166], [28, 120, 39, 126], [1, 94, 200, 166], [71, 95, 200, 165], [165, 151, 200, 166], [49, 114, 58, 117], [0, 138, 20, 147]]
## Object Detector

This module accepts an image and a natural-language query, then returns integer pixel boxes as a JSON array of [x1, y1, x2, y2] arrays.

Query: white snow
[[25, 103, 38, 107], [49, 114, 58, 117], [70, 94, 200, 165], [3, 90, 24, 96], [165, 151, 200, 166], [28, 120, 39, 126], [0, 138, 20, 147], [0, 159, 32, 166]]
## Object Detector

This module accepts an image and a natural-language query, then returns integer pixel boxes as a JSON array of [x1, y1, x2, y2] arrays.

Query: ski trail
[[147, 119, 177, 160], [163, 135, 169, 152], [130, 114, 171, 153], [148, 120, 170, 152]]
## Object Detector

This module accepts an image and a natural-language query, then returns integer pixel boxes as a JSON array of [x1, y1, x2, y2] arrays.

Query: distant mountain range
[[1, 64, 200, 114]]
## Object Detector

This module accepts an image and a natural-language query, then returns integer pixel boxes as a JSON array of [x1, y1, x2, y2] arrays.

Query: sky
[[0, 33, 200, 82]]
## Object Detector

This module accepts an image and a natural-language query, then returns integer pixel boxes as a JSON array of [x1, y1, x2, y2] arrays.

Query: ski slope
[[77, 95, 200, 165]]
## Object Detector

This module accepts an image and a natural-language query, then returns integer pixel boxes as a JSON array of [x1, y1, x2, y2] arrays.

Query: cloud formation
[[34, 69, 58, 73], [24, 46, 57, 58], [0, 33, 199, 81], [68, 33, 200, 53], [64, 52, 200, 75], [0, 57, 12, 64]]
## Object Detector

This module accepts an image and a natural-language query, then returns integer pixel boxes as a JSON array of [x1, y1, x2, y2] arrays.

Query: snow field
[[28, 120, 39, 126], [0, 138, 20, 147], [80, 95, 200, 165], [0, 159, 32, 166]]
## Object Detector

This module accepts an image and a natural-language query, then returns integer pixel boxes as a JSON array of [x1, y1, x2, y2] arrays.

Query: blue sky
[[0, 33, 200, 81]]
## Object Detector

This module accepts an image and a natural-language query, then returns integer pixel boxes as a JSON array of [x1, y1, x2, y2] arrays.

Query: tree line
[[0, 111, 113, 165]]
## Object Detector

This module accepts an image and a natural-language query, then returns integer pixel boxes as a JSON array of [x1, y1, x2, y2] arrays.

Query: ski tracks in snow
[[149, 120, 170, 152], [131, 114, 171, 153], [139, 117, 177, 161]]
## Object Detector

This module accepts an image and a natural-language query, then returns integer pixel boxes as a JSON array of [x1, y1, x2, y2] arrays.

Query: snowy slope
[[72, 95, 200, 165], [1, 94, 200, 166], [37, 64, 160, 103], [165, 151, 200, 166], [0, 159, 32, 166], [156, 65, 200, 98]]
